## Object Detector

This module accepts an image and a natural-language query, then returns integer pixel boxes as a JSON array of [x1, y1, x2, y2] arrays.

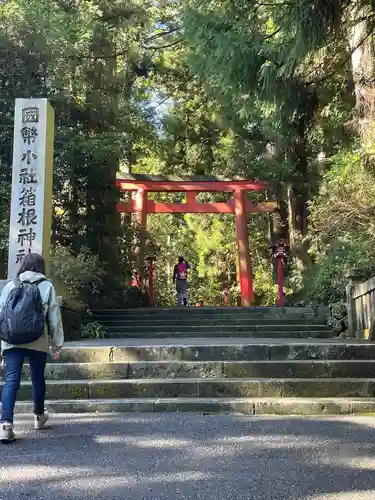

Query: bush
[[80, 321, 106, 340], [253, 263, 278, 306], [51, 245, 106, 308], [293, 149, 375, 306], [297, 235, 375, 305]]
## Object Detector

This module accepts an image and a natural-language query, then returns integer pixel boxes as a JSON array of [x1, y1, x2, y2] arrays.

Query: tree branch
[[78, 51, 128, 60], [78, 37, 183, 60], [144, 28, 180, 43], [307, 27, 375, 86], [152, 72, 198, 108], [264, 27, 282, 40], [255, 0, 296, 6], [145, 39, 183, 51]]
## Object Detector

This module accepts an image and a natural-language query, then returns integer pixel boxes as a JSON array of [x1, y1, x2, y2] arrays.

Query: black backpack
[[0, 278, 47, 345]]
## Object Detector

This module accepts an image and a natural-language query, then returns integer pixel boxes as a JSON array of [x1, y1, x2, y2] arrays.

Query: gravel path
[[1, 414, 375, 499]]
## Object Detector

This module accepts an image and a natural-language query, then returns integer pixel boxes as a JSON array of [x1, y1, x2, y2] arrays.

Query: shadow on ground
[[1, 414, 375, 500]]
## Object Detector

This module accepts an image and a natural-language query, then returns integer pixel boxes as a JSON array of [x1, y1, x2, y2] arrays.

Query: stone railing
[[346, 272, 375, 339]]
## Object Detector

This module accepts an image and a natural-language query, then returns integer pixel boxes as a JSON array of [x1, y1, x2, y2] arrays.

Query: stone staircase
[[4, 306, 375, 415], [93, 306, 333, 339]]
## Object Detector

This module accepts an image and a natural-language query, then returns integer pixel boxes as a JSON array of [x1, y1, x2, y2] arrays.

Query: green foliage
[[51, 245, 106, 308], [0, 0, 159, 291], [80, 321, 106, 340], [309, 150, 375, 240], [294, 147, 375, 305], [298, 235, 375, 305], [253, 263, 278, 306]]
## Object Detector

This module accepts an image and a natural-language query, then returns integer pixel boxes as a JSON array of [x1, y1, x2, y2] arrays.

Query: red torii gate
[[116, 175, 277, 306]]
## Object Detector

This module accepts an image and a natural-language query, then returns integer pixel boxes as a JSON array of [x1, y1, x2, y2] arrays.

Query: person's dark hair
[[178, 256, 184, 263], [17, 253, 46, 276]]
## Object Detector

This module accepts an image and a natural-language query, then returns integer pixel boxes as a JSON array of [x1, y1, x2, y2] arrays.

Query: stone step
[[6, 377, 375, 400], [102, 324, 330, 333], [93, 311, 329, 323], [11, 397, 375, 415], [60, 341, 375, 363], [93, 306, 329, 316], [17, 360, 375, 380], [93, 314, 329, 323], [94, 318, 329, 326], [104, 330, 332, 340]]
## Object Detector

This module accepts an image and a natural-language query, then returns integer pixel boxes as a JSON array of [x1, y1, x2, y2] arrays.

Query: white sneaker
[[34, 411, 49, 430], [0, 422, 16, 444]]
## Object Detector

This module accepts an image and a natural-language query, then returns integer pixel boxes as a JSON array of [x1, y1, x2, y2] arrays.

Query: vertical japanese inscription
[[8, 99, 54, 279], [16, 106, 39, 263]]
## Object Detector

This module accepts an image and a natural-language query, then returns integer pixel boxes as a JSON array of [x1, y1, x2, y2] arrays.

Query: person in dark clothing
[[172, 256, 191, 306]]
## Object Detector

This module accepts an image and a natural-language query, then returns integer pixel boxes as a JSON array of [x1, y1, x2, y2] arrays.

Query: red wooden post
[[186, 191, 197, 204], [234, 189, 254, 306], [277, 257, 284, 307], [135, 189, 147, 287]]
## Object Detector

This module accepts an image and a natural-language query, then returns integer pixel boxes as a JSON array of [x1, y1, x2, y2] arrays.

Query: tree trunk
[[286, 131, 312, 270], [85, 17, 122, 286], [349, 6, 375, 143]]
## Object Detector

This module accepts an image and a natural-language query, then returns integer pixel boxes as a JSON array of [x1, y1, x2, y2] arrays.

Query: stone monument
[[7, 98, 54, 279]]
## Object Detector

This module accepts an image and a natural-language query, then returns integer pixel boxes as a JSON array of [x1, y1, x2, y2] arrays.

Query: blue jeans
[[1, 348, 47, 423]]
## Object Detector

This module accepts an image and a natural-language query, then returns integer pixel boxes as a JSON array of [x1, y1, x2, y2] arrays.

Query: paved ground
[[1, 415, 375, 499]]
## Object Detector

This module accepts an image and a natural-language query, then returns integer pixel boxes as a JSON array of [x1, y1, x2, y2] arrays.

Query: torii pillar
[[134, 188, 147, 287], [234, 189, 253, 305]]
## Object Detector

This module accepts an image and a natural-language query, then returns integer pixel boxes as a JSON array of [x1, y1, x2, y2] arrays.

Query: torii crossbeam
[[116, 175, 277, 306]]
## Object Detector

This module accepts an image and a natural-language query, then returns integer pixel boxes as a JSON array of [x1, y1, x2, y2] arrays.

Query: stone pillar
[[234, 189, 254, 305], [8, 98, 54, 279], [346, 281, 356, 338]]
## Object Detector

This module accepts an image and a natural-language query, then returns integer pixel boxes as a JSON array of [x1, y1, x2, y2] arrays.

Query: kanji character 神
[[17, 228, 36, 247]]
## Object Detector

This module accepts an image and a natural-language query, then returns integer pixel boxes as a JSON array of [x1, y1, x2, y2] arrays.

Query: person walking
[[0, 253, 64, 444], [172, 256, 191, 306]]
